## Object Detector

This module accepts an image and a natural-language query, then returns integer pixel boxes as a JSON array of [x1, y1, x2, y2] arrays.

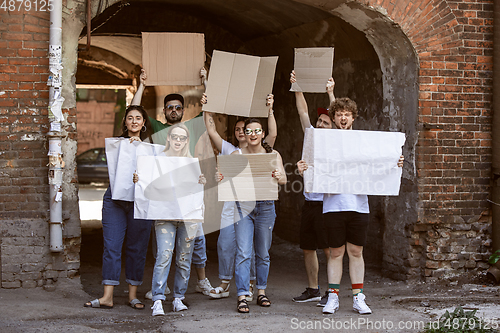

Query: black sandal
[[237, 298, 249, 313], [257, 294, 271, 307]]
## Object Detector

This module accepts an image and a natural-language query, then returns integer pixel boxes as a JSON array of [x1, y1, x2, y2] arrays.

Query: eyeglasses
[[244, 128, 263, 136], [170, 134, 188, 142], [166, 105, 183, 111]]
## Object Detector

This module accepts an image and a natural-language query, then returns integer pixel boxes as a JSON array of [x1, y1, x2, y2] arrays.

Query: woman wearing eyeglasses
[[134, 123, 206, 315], [220, 117, 287, 313], [202, 93, 277, 301]]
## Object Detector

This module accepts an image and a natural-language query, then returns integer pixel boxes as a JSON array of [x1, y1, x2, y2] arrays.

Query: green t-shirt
[[149, 113, 204, 156]]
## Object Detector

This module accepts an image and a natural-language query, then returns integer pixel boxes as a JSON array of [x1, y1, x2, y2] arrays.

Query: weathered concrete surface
[[0, 235, 498, 332]]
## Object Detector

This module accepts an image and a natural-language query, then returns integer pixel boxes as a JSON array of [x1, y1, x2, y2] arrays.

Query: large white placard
[[105, 138, 166, 202], [105, 138, 121, 191], [134, 155, 204, 221], [302, 128, 405, 196], [217, 153, 278, 201]]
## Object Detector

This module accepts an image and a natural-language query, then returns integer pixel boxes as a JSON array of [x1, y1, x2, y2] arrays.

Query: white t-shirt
[[304, 191, 323, 202], [322, 193, 369, 214], [220, 140, 240, 216], [303, 126, 323, 202], [221, 140, 239, 156]]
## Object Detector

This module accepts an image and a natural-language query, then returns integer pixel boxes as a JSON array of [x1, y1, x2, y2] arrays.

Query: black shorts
[[324, 211, 370, 248], [299, 201, 329, 251]]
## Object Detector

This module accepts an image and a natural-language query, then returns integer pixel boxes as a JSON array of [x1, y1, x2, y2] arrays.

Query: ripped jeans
[[151, 221, 198, 301]]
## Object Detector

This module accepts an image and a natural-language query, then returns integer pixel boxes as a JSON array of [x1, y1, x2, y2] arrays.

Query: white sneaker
[[353, 293, 372, 314], [322, 293, 340, 314], [151, 300, 165, 316], [195, 278, 213, 296], [145, 286, 170, 300], [172, 297, 188, 312]]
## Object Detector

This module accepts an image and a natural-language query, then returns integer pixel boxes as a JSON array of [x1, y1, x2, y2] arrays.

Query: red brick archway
[[0, 0, 493, 289]]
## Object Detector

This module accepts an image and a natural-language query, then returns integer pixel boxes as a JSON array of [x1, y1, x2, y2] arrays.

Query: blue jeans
[[234, 201, 276, 297], [101, 187, 152, 286], [218, 201, 256, 281], [151, 221, 198, 300], [192, 223, 207, 269]]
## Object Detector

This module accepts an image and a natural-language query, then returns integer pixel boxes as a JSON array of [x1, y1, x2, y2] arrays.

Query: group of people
[[84, 67, 404, 316]]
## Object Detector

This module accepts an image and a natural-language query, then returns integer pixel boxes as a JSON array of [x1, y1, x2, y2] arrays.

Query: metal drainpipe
[[47, 0, 64, 252], [489, 0, 500, 281]]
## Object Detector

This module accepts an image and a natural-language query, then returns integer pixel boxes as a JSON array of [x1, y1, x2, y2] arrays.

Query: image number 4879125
[[0, 0, 54, 11]]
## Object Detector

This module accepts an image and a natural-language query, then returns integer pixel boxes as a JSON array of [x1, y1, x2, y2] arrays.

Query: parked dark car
[[76, 147, 109, 184]]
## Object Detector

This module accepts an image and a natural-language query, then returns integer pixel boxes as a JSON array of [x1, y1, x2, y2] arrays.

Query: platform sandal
[[209, 279, 230, 299]]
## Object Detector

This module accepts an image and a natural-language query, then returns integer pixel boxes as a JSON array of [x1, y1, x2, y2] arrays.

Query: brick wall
[[358, 0, 494, 280], [0, 10, 78, 288]]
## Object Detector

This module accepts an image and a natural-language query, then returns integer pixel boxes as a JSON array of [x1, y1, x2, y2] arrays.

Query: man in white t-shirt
[[290, 71, 334, 306], [299, 97, 404, 315]]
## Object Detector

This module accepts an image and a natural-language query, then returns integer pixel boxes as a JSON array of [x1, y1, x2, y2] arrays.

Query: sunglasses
[[166, 105, 183, 111], [244, 128, 263, 135], [170, 134, 188, 142]]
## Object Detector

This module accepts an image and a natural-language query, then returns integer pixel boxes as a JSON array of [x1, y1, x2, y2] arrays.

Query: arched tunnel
[[74, 0, 419, 279]]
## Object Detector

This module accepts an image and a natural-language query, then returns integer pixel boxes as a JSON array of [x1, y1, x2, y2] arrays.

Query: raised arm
[[131, 69, 147, 105], [290, 70, 312, 131], [326, 77, 335, 104], [201, 93, 223, 152], [265, 94, 277, 147], [200, 67, 208, 90]]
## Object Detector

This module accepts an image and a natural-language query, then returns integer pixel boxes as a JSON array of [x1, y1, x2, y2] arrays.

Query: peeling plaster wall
[[59, 0, 100, 267]]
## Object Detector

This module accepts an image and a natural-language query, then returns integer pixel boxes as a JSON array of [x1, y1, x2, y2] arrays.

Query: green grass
[[423, 306, 498, 333]]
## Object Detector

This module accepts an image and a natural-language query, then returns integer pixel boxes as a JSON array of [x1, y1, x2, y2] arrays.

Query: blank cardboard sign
[[202, 50, 278, 118], [290, 47, 334, 93], [142, 32, 205, 86], [217, 153, 278, 201], [302, 128, 405, 196]]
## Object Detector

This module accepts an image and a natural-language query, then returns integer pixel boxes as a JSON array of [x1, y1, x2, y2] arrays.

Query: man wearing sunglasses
[[131, 68, 216, 301], [162, 94, 185, 125], [132, 69, 205, 145]]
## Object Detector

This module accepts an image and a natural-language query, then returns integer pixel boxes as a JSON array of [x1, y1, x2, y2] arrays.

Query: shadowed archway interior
[[76, 0, 418, 279]]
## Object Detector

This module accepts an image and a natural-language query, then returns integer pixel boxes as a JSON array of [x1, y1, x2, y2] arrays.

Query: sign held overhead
[[142, 32, 206, 86], [202, 50, 278, 118], [290, 47, 334, 93]]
